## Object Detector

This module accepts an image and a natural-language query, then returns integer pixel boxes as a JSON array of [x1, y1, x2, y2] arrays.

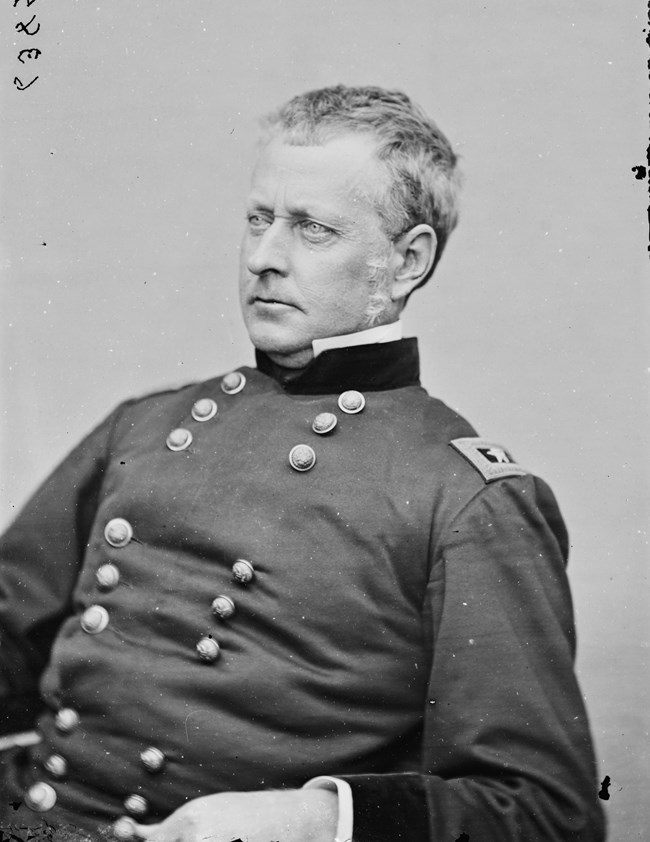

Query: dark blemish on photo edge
[[598, 775, 611, 800], [455, 833, 470, 842]]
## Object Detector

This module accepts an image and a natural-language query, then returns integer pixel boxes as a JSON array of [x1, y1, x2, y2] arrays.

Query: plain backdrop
[[1, 2, 648, 839]]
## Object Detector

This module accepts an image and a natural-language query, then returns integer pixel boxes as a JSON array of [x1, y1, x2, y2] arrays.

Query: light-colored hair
[[262, 84, 461, 286]]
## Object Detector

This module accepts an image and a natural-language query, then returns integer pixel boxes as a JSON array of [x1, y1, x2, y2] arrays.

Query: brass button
[[211, 595, 236, 620], [124, 794, 149, 816], [232, 558, 255, 585], [44, 753, 67, 778], [338, 390, 365, 414], [191, 398, 218, 422], [96, 563, 120, 590], [166, 428, 193, 451], [112, 816, 138, 841], [196, 636, 220, 663], [289, 444, 316, 472], [104, 517, 133, 548], [54, 707, 80, 733], [312, 412, 337, 435], [80, 604, 109, 634], [25, 782, 57, 812], [140, 746, 165, 773], [221, 371, 246, 395]]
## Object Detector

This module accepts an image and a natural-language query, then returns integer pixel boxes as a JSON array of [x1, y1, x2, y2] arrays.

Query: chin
[[246, 322, 310, 360]]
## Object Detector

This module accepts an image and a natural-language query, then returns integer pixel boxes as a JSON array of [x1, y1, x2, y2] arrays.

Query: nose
[[245, 220, 289, 277]]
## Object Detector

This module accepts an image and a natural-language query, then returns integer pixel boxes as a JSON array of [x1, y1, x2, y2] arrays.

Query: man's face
[[239, 133, 395, 367]]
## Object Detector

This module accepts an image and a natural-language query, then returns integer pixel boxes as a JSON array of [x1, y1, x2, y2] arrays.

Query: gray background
[[1, 2, 648, 839]]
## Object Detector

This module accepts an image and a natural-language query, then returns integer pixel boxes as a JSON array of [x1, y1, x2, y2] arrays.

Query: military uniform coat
[[0, 340, 604, 841]]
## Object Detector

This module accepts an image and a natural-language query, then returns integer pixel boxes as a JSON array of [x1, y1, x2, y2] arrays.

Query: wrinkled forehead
[[248, 133, 388, 211]]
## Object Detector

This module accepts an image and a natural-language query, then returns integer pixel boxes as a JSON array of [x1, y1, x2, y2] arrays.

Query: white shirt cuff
[[303, 775, 353, 842]]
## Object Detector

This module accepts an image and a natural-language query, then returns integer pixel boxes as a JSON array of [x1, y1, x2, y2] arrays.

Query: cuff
[[303, 775, 354, 842], [335, 773, 429, 842]]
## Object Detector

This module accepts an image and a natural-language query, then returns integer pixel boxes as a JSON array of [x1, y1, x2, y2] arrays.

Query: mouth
[[252, 296, 299, 309]]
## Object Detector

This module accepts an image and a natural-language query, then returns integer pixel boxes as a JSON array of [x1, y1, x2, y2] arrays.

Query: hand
[[132, 788, 338, 842]]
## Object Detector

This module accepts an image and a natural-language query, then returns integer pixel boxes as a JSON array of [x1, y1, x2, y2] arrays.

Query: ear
[[389, 224, 437, 303]]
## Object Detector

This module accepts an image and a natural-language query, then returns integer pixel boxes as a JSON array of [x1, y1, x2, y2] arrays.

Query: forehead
[[248, 134, 385, 217]]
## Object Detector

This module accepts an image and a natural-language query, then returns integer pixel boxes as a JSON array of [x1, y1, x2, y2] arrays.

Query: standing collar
[[312, 320, 403, 357], [255, 338, 421, 395]]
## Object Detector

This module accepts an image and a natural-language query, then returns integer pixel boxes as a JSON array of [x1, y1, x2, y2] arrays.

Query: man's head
[[239, 84, 460, 367]]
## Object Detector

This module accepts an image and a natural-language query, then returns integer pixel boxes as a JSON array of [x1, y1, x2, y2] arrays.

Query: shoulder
[[110, 365, 258, 426], [411, 397, 566, 548], [412, 392, 527, 484], [438, 434, 569, 563]]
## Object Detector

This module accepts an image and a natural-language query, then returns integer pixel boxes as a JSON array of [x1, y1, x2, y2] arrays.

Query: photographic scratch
[[183, 709, 213, 743]]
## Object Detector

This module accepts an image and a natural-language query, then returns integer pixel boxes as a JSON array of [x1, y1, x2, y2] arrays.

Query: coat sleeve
[[0, 405, 126, 734], [339, 474, 605, 842]]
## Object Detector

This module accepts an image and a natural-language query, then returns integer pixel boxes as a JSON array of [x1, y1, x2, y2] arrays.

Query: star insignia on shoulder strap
[[450, 437, 527, 483]]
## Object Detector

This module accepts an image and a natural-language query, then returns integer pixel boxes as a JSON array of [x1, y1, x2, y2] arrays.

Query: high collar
[[312, 320, 403, 358], [255, 338, 421, 395]]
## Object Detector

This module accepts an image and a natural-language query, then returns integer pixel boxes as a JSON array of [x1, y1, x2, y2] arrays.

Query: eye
[[298, 220, 335, 243], [246, 213, 272, 233]]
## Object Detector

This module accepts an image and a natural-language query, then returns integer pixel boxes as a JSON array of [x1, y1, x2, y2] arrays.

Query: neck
[[265, 347, 315, 369]]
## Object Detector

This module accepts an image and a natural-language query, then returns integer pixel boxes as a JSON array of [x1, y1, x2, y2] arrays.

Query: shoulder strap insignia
[[450, 437, 527, 483]]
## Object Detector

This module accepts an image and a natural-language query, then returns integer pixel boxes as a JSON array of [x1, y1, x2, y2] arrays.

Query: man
[[0, 86, 604, 841]]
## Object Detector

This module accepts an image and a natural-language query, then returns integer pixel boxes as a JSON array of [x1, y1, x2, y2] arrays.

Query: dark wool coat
[[0, 340, 604, 841]]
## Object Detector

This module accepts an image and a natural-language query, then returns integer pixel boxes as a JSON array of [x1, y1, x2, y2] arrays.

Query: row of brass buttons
[[287, 390, 366, 473], [166, 372, 247, 452]]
